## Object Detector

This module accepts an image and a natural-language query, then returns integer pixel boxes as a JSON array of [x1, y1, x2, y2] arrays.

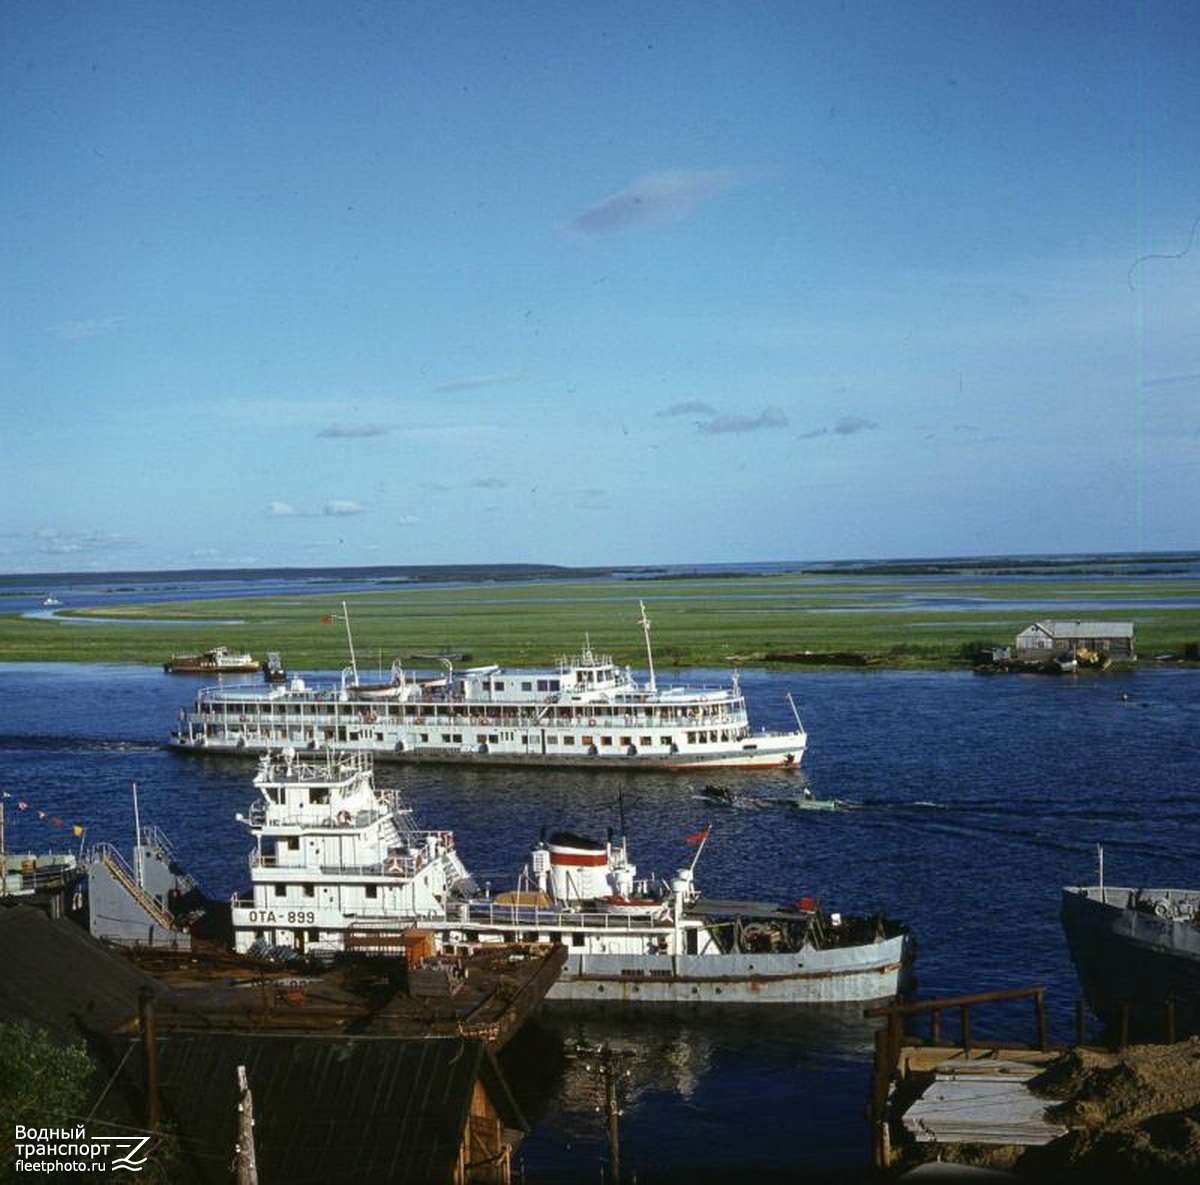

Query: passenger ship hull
[[175, 729, 803, 770]]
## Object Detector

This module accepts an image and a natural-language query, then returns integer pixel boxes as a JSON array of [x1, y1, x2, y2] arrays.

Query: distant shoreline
[[1, 557, 1197, 671]]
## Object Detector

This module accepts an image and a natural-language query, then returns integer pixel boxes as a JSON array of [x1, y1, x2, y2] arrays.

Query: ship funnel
[[546, 832, 610, 902]]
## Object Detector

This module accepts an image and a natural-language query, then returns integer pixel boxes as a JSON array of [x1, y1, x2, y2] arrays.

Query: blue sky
[[2, 1, 1197, 572]]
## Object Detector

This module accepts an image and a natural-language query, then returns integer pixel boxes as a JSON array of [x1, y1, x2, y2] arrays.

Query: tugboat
[[230, 750, 914, 1006]]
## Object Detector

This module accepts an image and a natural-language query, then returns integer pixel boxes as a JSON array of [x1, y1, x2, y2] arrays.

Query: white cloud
[[322, 500, 365, 516], [53, 316, 125, 341]]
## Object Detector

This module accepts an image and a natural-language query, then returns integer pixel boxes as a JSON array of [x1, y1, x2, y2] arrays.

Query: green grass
[[1, 572, 1197, 669]]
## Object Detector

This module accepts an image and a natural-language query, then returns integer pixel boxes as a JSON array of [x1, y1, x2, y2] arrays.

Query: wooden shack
[[1015, 620, 1135, 661]]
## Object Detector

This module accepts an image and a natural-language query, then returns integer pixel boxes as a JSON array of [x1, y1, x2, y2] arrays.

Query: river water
[[1, 662, 1197, 1182]]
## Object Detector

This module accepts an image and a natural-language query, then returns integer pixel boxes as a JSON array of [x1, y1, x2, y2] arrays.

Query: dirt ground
[[1019, 1038, 1200, 1181]]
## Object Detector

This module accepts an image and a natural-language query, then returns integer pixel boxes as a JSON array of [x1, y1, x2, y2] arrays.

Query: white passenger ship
[[231, 750, 914, 1005], [173, 604, 807, 771]]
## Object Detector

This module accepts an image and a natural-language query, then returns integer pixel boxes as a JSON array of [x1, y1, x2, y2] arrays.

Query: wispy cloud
[[318, 422, 389, 438], [472, 477, 507, 490], [53, 316, 125, 341], [30, 526, 138, 554], [567, 168, 748, 237], [434, 374, 528, 393], [698, 407, 789, 435], [799, 415, 880, 440], [658, 399, 718, 417], [268, 499, 366, 518], [1141, 372, 1200, 389]]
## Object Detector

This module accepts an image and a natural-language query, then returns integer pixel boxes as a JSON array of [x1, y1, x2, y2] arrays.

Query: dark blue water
[[1, 663, 1197, 1182]]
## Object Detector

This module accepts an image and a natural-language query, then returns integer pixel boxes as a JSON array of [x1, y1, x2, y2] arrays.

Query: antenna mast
[[639, 600, 657, 693]]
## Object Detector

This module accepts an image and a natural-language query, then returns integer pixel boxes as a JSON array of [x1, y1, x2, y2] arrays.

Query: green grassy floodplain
[[2, 571, 1198, 670]]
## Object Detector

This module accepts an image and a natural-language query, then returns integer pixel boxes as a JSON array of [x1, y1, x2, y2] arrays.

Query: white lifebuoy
[[588, 718, 597, 726], [336, 810, 352, 826], [385, 855, 405, 875]]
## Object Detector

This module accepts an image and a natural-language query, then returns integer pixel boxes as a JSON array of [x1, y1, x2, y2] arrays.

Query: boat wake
[[0, 734, 162, 755]]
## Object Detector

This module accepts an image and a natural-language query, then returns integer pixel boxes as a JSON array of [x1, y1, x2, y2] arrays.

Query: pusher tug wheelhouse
[[173, 602, 807, 771], [231, 750, 914, 1005], [230, 748, 474, 958]]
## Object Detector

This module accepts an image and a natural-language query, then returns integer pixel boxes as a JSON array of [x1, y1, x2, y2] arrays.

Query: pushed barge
[[173, 603, 807, 771], [1062, 880, 1200, 1035], [231, 749, 913, 1005]]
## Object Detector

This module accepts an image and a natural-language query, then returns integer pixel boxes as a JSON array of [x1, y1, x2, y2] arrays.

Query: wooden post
[[1075, 999, 1087, 1047], [960, 1004, 972, 1052], [929, 1007, 941, 1044], [235, 1065, 259, 1185], [603, 1046, 621, 1185], [138, 988, 160, 1132], [1034, 989, 1047, 1051]]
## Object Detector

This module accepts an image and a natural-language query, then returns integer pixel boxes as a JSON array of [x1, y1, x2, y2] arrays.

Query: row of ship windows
[[205, 703, 734, 720], [413, 732, 736, 746], [269, 883, 381, 899]]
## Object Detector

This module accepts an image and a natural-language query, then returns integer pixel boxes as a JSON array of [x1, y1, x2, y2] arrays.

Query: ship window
[[563, 736, 574, 745], [641, 736, 652, 746], [522, 681, 533, 691], [308, 928, 319, 942], [620, 968, 646, 978], [365, 885, 378, 899], [303, 884, 314, 898], [620, 736, 632, 746], [581, 735, 593, 746], [537, 679, 549, 692], [601, 736, 613, 746], [494, 681, 505, 691], [419, 732, 429, 742], [572, 934, 585, 947], [309, 788, 329, 805], [274, 885, 286, 898], [287, 837, 300, 851]]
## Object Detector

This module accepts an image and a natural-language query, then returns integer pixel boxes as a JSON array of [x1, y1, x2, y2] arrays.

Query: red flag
[[684, 825, 711, 846], [321, 614, 333, 625]]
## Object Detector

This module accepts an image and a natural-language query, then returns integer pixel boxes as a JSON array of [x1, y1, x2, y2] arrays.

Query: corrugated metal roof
[[1027, 620, 1135, 639], [123, 1031, 526, 1185], [0, 903, 162, 1044]]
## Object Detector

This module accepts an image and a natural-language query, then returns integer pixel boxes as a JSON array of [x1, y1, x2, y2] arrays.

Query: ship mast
[[639, 600, 657, 693], [333, 601, 359, 686]]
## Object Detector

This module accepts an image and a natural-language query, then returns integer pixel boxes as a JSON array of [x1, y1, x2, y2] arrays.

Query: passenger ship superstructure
[[173, 604, 807, 771], [230, 750, 913, 1006]]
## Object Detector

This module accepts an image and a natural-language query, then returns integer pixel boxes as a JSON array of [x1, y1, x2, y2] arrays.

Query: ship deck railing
[[461, 900, 672, 932]]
